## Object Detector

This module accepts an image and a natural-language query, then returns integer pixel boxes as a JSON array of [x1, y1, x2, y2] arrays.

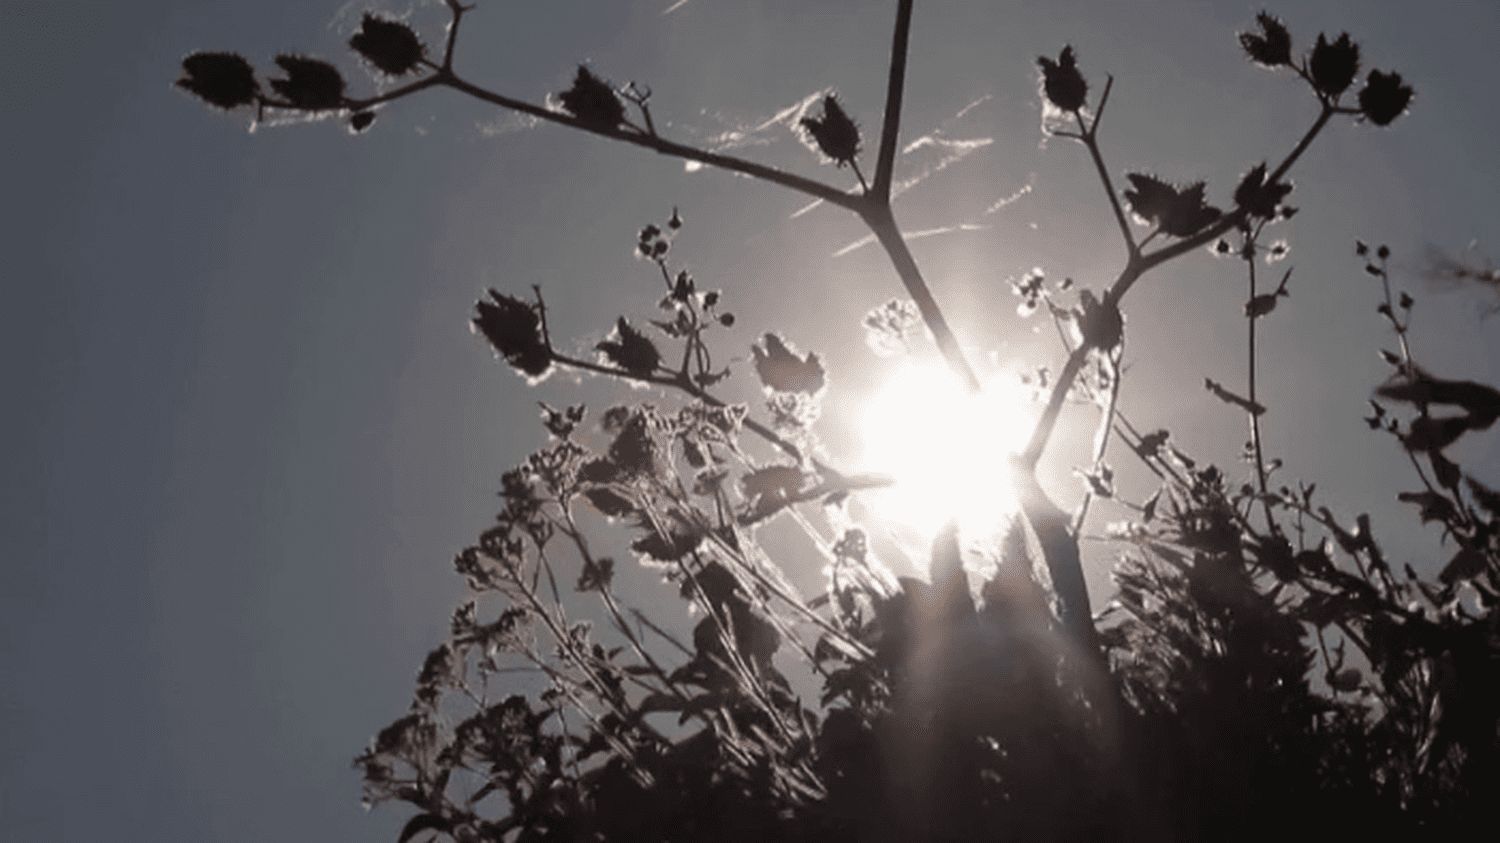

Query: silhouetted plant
[[179, 2, 1499, 840]]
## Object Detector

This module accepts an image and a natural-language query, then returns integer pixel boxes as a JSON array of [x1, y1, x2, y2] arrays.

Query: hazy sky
[[4, 1, 1498, 839]]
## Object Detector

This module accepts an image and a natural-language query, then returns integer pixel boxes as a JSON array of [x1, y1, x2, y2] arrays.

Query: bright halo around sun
[[859, 361, 1035, 537]]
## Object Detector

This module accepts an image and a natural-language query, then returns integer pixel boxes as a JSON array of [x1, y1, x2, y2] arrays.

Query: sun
[[859, 361, 1035, 538]]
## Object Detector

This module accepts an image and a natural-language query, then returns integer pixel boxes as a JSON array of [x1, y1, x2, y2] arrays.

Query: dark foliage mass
[[175, 4, 1498, 842]]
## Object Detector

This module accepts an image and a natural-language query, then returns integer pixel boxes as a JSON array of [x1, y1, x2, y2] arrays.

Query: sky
[[3, 0, 1498, 839]]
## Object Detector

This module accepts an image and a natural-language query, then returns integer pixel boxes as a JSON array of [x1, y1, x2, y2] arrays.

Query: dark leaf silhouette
[[176, 52, 259, 110], [1376, 367, 1500, 427], [583, 488, 635, 519], [1124, 174, 1221, 237], [349, 110, 376, 133], [349, 14, 426, 77], [472, 291, 551, 378], [1397, 490, 1457, 524], [739, 465, 806, 522], [1205, 377, 1267, 416], [1077, 290, 1123, 350], [558, 65, 625, 129], [799, 95, 862, 167], [1358, 70, 1413, 126], [269, 55, 346, 110], [1238, 13, 1292, 68], [1309, 33, 1360, 97], [631, 514, 703, 562], [1402, 415, 1471, 453], [1233, 162, 1293, 219], [596, 318, 662, 377], [575, 556, 615, 592], [1037, 46, 1088, 111], [751, 333, 825, 395], [1439, 547, 1486, 586]]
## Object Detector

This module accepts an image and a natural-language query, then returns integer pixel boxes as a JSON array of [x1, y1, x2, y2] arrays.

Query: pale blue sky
[[3, 1, 1498, 839]]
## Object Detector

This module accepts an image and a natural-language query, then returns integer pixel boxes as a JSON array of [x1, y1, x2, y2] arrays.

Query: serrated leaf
[[269, 55, 345, 110], [751, 333, 825, 395], [596, 318, 661, 377], [177, 52, 259, 110]]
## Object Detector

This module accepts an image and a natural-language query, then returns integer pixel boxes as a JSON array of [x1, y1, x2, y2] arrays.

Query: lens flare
[[859, 362, 1034, 537]]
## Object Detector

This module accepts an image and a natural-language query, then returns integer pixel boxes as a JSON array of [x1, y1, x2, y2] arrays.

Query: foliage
[[181, 3, 1498, 840]]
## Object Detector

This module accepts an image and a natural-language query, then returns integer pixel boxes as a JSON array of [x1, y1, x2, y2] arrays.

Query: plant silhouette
[[179, 3, 1496, 840]]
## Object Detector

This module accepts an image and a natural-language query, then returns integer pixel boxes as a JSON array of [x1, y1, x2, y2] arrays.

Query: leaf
[[1244, 292, 1284, 318], [269, 55, 346, 110], [583, 488, 635, 518], [1233, 162, 1293, 219], [397, 813, 450, 843], [349, 14, 425, 76], [472, 291, 551, 378], [1123, 174, 1221, 237], [1403, 415, 1471, 453], [575, 555, 615, 592], [741, 465, 805, 504], [1205, 377, 1267, 416], [1439, 547, 1486, 586], [1077, 289, 1123, 350], [751, 333, 825, 395], [1036, 45, 1088, 111], [1136, 429, 1169, 459], [176, 52, 259, 110], [631, 516, 703, 563], [739, 465, 806, 522], [1141, 489, 1161, 522], [596, 318, 661, 377], [558, 65, 625, 129], [1238, 13, 1292, 68], [1397, 490, 1457, 524], [1309, 33, 1360, 97], [799, 94, 861, 166], [1376, 367, 1500, 426], [1358, 70, 1413, 126]]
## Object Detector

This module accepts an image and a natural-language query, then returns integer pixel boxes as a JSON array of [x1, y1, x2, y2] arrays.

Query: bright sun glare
[[859, 362, 1035, 537]]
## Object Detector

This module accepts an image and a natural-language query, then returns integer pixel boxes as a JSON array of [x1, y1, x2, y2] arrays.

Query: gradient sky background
[[4, 0, 1498, 839]]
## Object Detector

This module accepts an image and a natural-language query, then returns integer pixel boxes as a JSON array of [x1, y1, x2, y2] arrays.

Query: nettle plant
[[182, 4, 1499, 840]]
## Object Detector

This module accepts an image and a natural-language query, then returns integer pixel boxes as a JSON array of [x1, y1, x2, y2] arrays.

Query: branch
[[1022, 105, 1337, 470], [440, 0, 471, 71], [863, 203, 981, 391], [871, 0, 915, 202], [1074, 76, 1136, 260], [439, 74, 862, 210]]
